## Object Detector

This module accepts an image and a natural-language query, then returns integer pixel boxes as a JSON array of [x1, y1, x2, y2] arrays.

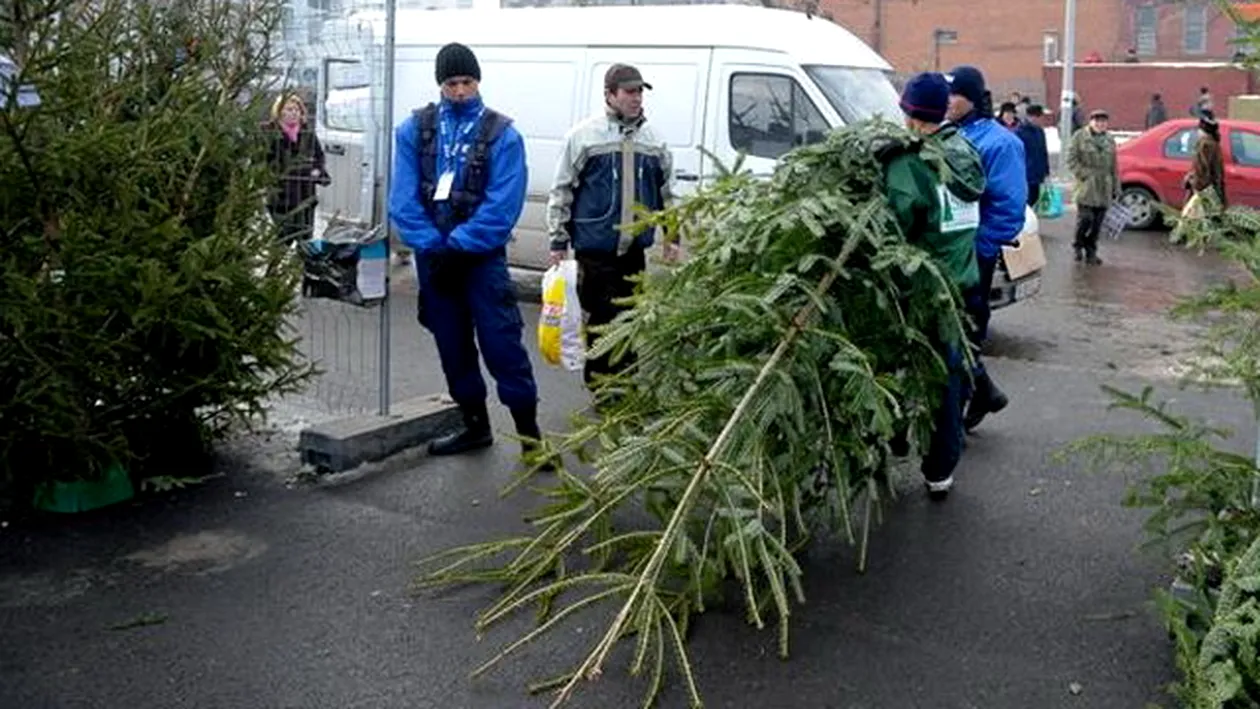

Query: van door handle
[[326, 144, 347, 156], [674, 171, 699, 182]]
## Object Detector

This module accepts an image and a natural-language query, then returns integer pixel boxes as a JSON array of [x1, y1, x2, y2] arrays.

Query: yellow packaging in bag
[[537, 259, 584, 371], [538, 267, 566, 366]]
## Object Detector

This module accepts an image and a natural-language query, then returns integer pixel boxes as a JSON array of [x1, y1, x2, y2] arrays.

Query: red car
[[1117, 118, 1260, 230]]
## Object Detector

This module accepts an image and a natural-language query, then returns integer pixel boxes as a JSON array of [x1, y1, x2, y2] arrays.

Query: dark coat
[[1015, 119, 1050, 184], [266, 121, 329, 213], [1187, 135, 1227, 206], [1146, 101, 1168, 129]]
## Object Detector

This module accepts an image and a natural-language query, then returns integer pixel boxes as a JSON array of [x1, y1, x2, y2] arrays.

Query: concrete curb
[[298, 394, 462, 474]]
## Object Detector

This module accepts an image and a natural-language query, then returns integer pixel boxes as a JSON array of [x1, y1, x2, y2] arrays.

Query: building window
[[1043, 31, 1060, 64], [1184, 4, 1207, 54], [1136, 5, 1157, 56], [1232, 20, 1255, 59]]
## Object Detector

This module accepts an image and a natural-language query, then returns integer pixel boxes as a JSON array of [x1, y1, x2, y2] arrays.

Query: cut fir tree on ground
[[416, 121, 975, 708]]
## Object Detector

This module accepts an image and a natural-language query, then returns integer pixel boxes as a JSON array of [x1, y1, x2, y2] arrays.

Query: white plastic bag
[[1101, 201, 1132, 241], [538, 259, 585, 372]]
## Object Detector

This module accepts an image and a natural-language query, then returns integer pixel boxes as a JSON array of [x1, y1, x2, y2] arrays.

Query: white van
[[312, 4, 1041, 310]]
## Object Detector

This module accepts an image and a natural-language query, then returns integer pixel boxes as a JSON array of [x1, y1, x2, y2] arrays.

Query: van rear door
[[317, 57, 375, 227]]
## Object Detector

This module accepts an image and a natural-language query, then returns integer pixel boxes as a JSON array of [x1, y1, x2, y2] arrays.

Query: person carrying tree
[[878, 72, 987, 500]]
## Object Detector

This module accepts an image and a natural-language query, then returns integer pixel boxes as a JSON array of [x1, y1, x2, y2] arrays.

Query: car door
[[705, 58, 835, 179], [1225, 125, 1260, 207], [1151, 126, 1199, 208]]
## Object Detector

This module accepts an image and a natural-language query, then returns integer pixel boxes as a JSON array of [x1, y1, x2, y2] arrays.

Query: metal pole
[[872, 0, 883, 54], [1251, 425, 1260, 508], [1058, 0, 1077, 177], [377, 0, 397, 417]]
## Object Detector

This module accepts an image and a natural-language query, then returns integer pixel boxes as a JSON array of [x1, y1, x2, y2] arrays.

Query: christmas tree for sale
[[418, 123, 971, 707], [0, 0, 311, 507]]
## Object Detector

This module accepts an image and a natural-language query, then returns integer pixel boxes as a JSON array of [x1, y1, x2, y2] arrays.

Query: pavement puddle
[[124, 529, 268, 576]]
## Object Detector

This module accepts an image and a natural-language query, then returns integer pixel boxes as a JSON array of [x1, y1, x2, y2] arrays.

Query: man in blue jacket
[[1016, 105, 1051, 208], [945, 65, 1027, 432], [388, 43, 545, 460]]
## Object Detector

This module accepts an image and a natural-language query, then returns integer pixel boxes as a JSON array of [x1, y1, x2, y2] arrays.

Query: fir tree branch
[[551, 265, 843, 706]]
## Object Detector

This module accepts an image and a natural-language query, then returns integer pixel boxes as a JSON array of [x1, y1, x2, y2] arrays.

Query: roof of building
[[342, 4, 890, 69]]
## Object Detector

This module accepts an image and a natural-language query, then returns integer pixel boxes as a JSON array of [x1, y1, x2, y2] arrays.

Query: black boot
[[511, 405, 555, 472], [964, 373, 1009, 432], [428, 401, 493, 456]]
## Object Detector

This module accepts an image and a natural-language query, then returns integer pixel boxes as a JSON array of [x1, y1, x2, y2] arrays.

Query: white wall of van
[[311, 5, 901, 279], [307, 4, 1042, 310]]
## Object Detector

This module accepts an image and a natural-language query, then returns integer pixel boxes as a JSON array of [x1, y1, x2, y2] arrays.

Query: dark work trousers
[[962, 251, 998, 365], [921, 340, 966, 484], [1074, 205, 1108, 257], [576, 246, 646, 387], [1027, 182, 1042, 208], [414, 248, 539, 411]]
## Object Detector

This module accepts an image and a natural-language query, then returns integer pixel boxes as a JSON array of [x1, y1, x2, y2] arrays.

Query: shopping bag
[[1001, 231, 1047, 280], [538, 259, 585, 371], [299, 221, 387, 305], [1181, 192, 1205, 219], [1101, 201, 1131, 241], [1036, 183, 1065, 219]]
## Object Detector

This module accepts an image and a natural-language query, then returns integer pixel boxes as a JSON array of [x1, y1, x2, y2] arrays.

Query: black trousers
[[1074, 205, 1107, 256], [1027, 182, 1042, 208], [576, 247, 646, 387]]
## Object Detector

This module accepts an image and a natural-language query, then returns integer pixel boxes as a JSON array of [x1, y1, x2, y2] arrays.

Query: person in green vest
[[878, 71, 986, 500]]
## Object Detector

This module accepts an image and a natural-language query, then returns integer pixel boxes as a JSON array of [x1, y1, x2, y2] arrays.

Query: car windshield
[[803, 65, 902, 125]]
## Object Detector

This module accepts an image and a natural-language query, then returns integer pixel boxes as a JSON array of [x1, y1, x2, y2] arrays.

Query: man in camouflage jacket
[[1067, 108, 1120, 265]]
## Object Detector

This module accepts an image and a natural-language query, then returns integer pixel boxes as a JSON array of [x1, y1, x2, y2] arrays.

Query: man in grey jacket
[[546, 64, 677, 389]]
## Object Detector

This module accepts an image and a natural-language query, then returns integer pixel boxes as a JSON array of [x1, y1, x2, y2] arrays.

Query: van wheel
[[1120, 186, 1161, 230]]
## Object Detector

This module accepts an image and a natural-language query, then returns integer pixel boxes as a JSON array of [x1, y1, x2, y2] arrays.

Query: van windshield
[[803, 66, 902, 126]]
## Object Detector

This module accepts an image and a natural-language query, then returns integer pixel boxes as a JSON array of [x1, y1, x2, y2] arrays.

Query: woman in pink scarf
[[266, 93, 330, 245]]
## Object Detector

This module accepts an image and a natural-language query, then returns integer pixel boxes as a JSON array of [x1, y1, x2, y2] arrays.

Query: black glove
[[425, 248, 473, 295]]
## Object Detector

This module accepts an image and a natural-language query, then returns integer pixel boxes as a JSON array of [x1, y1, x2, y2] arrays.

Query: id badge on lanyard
[[434, 109, 483, 202]]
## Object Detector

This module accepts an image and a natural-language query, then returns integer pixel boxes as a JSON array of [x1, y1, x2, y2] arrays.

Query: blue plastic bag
[[1036, 184, 1065, 219]]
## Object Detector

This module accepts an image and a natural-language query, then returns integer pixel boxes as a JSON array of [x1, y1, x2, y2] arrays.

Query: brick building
[[820, 0, 1247, 100]]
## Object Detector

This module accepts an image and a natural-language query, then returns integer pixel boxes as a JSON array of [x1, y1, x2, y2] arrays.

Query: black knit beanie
[[435, 43, 480, 84]]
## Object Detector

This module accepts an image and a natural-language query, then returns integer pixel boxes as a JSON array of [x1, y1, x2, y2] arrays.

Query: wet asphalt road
[[2, 215, 1257, 709]]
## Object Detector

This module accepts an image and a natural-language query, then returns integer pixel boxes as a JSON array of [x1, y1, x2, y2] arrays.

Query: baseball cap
[[604, 64, 653, 92]]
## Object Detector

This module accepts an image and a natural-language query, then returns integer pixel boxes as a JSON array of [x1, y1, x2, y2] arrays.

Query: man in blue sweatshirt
[[945, 66, 1027, 432], [388, 43, 545, 460]]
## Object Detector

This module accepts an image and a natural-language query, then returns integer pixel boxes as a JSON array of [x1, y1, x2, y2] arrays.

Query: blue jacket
[[546, 110, 673, 254], [958, 113, 1028, 259], [1015, 120, 1050, 185], [388, 96, 528, 254]]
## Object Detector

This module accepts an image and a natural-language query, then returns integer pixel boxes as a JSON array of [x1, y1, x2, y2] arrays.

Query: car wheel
[[1120, 186, 1160, 230]]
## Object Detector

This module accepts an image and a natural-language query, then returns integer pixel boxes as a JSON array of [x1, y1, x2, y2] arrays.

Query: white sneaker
[[925, 476, 954, 500]]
